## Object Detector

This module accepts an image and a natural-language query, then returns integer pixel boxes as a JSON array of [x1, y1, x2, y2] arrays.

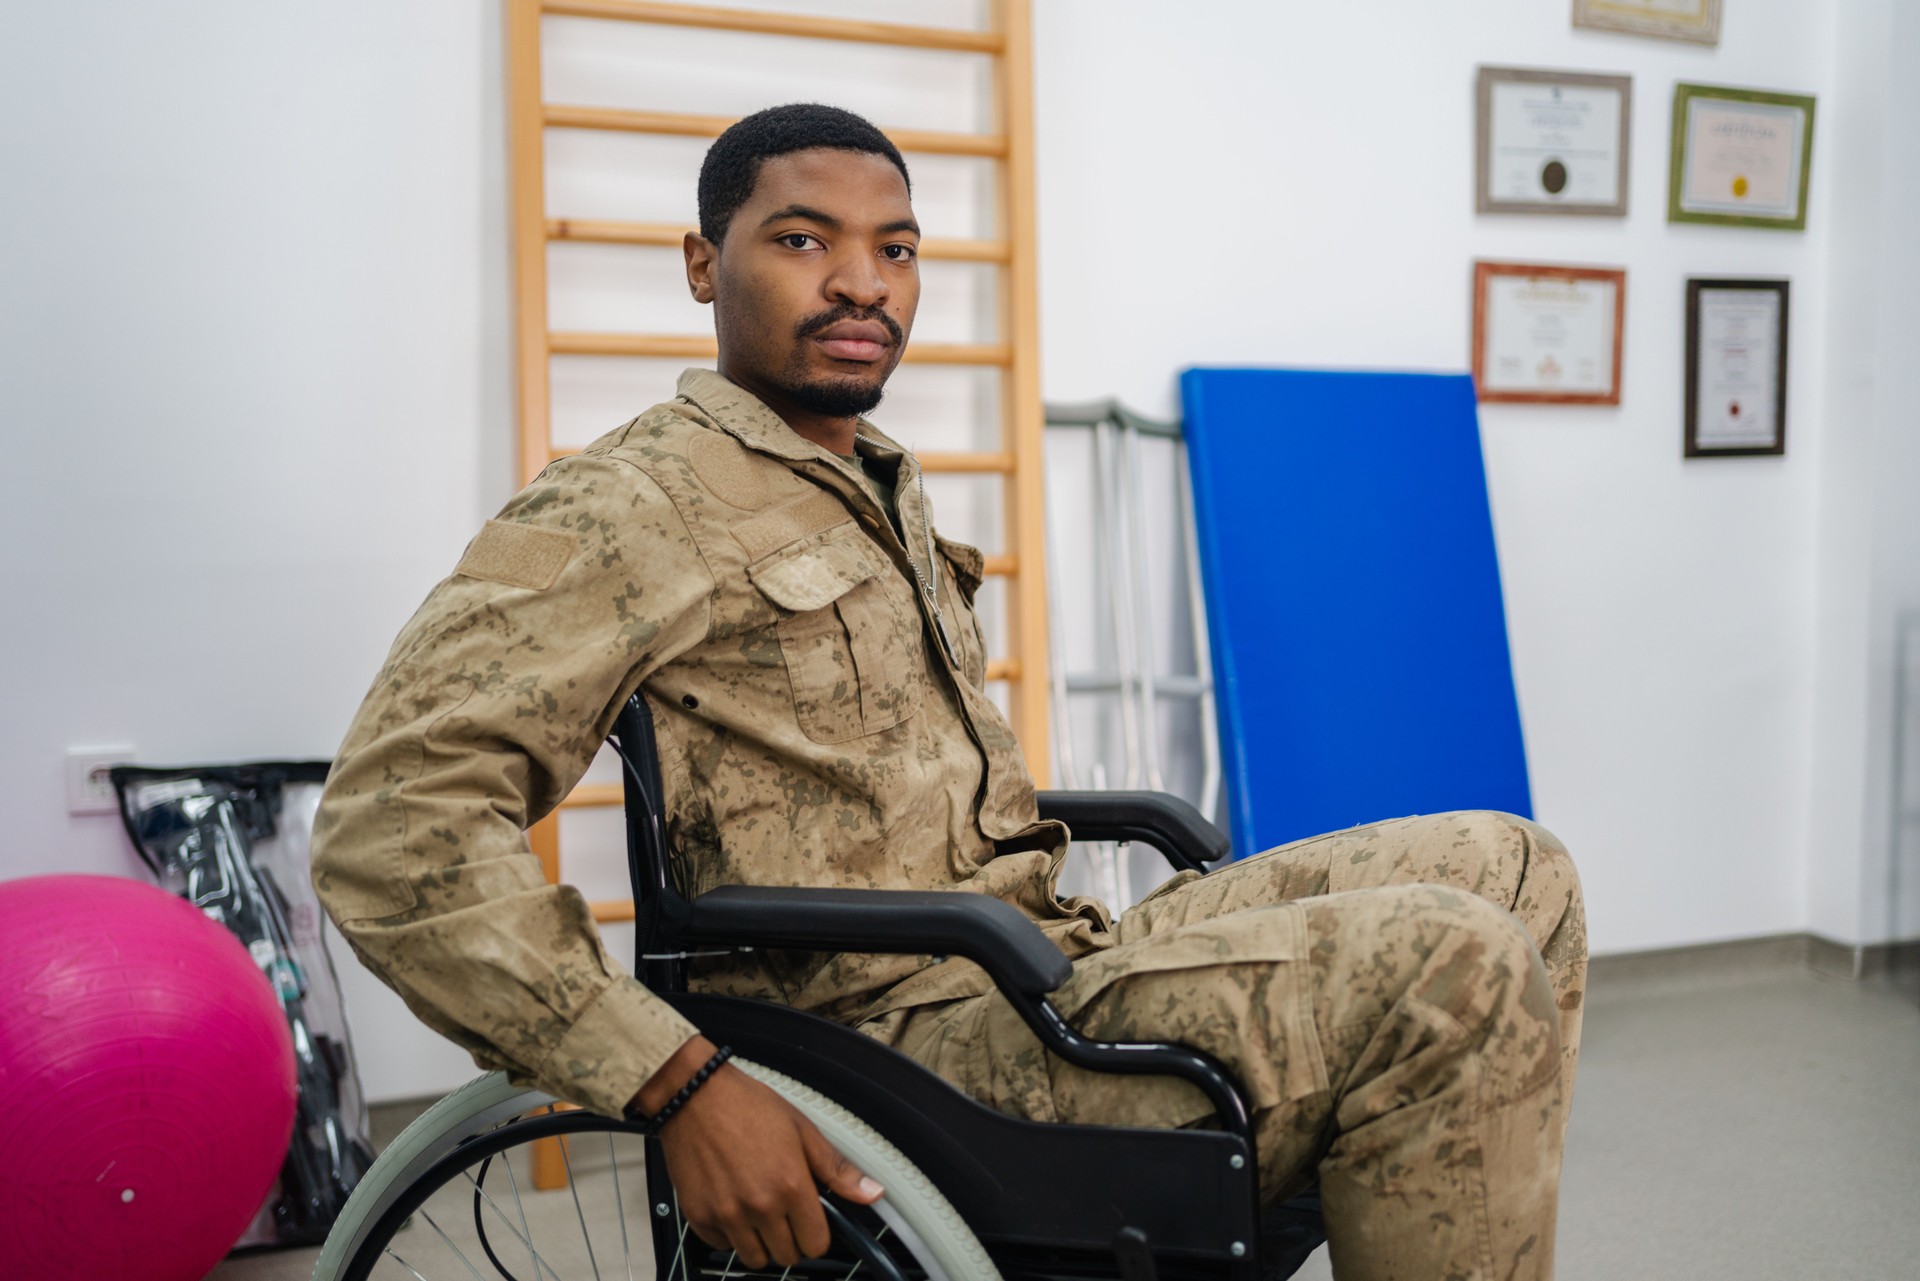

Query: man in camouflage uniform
[[313, 104, 1586, 1278]]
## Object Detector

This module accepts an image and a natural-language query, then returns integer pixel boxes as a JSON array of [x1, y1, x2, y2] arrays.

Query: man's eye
[[779, 233, 819, 250], [882, 244, 917, 262]]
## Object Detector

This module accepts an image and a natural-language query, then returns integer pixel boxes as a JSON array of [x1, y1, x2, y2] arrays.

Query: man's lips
[[812, 320, 894, 363]]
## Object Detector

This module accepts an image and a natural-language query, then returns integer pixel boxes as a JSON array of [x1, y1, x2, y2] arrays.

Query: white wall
[[0, 0, 505, 1098], [1879, 0, 1920, 946], [2, 0, 1913, 1101], [1805, 0, 1920, 947], [1032, 0, 1855, 954]]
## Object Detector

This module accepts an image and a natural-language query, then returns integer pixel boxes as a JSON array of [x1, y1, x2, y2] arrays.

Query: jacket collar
[[675, 367, 925, 535], [851, 420, 912, 470], [674, 367, 831, 463]]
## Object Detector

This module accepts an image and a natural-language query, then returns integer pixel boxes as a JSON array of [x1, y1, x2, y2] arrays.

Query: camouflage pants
[[879, 811, 1587, 1281]]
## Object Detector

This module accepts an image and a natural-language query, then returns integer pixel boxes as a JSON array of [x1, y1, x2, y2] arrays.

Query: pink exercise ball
[[0, 874, 297, 1281]]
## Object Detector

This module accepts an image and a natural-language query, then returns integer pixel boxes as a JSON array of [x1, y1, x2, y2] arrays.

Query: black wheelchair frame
[[611, 693, 1321, 1279]]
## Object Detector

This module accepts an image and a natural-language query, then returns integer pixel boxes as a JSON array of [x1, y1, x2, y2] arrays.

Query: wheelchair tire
[[311, 1061, 1000, 1281]]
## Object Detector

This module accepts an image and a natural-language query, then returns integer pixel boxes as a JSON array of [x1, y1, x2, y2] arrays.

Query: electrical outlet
[[67, 746, 134, 815]]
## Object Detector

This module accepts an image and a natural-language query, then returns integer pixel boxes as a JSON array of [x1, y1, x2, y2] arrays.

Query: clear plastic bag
[[111, 762, 375, 1249]]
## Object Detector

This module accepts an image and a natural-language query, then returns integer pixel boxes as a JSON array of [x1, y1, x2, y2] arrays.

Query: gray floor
[[1560, 952, 1920, 1281], [214, 952, 1920, 1280]]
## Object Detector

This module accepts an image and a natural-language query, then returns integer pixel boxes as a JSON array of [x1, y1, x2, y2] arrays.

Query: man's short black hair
[[697, 103, 911, 244]]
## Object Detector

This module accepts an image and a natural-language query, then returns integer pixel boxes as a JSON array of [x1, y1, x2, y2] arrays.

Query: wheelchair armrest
[[682, 885, 1073, 997], [1035, 790, 1231, 871], [682, 884, 1257, 1143]]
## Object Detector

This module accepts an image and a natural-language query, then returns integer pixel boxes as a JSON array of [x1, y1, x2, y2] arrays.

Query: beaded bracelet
[[631, 1044, 734, 1135]]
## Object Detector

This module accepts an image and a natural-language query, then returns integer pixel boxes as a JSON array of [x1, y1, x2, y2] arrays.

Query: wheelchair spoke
[[502, 1148, 540, 1280], [608, 1130, 636, 1281], [840, 1221, 888, 1279], [420, 1208, 491, 1281], [458, 1166, 565, 1281], [669, 1192, 693, 1281], [849, 1222, 901, 1281], [557, 1135, 605, 1281], [381, 1247, 432, 1281], [343, 1070, 976, 1281]]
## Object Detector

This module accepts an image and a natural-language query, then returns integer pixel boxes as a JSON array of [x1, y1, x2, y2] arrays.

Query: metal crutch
[[1044, 400, 1225, 910]]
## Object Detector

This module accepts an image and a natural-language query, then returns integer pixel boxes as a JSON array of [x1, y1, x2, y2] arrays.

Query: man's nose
[[824, 248, 887, 309]]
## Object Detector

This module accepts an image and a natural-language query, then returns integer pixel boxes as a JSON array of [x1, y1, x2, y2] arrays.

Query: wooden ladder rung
[[547, 333, 1011, 366], [550, 332, 715, 360], [546, 218, 1010, 263], [911, 236, 1012, 263], [982, 554, 1015, 576], [543, 105, 1008, 158], [590, 899, 638, 924], [540, 0, 1005, 55], [918, 451, 1016, 474], [557, 782, 624, 809]]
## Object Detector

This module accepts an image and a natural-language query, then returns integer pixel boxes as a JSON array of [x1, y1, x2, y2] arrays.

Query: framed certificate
[[1573, 0, 1722, 46], [1669, 83, 1817, 230], [1685, 279, 1788, 457], [1476, 66, 1632, 217], [1472, 261, 1626, 405]]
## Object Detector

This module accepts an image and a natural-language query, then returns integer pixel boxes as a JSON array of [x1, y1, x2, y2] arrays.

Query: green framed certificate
[[1668, 83, 1817, 230]]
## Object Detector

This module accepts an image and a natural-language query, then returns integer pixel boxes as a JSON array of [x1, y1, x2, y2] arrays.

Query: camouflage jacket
[[311, 368, 1110, 1115]]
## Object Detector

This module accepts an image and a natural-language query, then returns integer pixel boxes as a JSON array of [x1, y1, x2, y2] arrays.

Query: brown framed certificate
[[1476, 66, 1632, 216], [1472, 261, 1626, 405], [1685, 278, 1788, 457]]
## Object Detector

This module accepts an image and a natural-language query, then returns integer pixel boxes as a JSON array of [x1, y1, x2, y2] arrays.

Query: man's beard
[[773, 303, 905, 418], [774, 369, 888, 418]]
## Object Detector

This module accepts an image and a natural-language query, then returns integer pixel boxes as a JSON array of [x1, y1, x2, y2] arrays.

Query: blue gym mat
[[1179, 368, 1532, 858]]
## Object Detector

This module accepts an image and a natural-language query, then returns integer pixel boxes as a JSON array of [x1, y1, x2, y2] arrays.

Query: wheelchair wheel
[[312, 1060, 999, 1281]]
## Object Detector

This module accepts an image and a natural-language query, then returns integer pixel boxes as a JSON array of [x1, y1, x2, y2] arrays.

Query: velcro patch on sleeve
[[454, 520, 575, 590]]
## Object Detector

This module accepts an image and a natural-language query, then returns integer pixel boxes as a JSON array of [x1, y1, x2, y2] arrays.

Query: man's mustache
[[794, 304, 904, 346]]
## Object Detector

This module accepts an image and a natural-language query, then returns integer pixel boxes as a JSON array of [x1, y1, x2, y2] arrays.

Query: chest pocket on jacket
[[748, 525, 927, 743]]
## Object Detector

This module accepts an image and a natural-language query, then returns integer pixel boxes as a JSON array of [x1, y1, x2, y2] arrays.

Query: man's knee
[[1493, 811, 1578, 887], [1410, 810, 1580, 924], [1310, 885, 1560, 1114], [1413, 888, 1561, 1102]]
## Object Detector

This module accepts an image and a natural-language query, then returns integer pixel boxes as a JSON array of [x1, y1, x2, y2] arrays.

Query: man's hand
[[632, 1036, 883, 1269]]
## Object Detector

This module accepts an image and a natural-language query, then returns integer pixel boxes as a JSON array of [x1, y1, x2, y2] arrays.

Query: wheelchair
[[311, 695, 1326, 1280]]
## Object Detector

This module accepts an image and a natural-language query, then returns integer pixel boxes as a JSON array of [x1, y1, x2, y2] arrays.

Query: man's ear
[[685, 231, 717, 305]]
